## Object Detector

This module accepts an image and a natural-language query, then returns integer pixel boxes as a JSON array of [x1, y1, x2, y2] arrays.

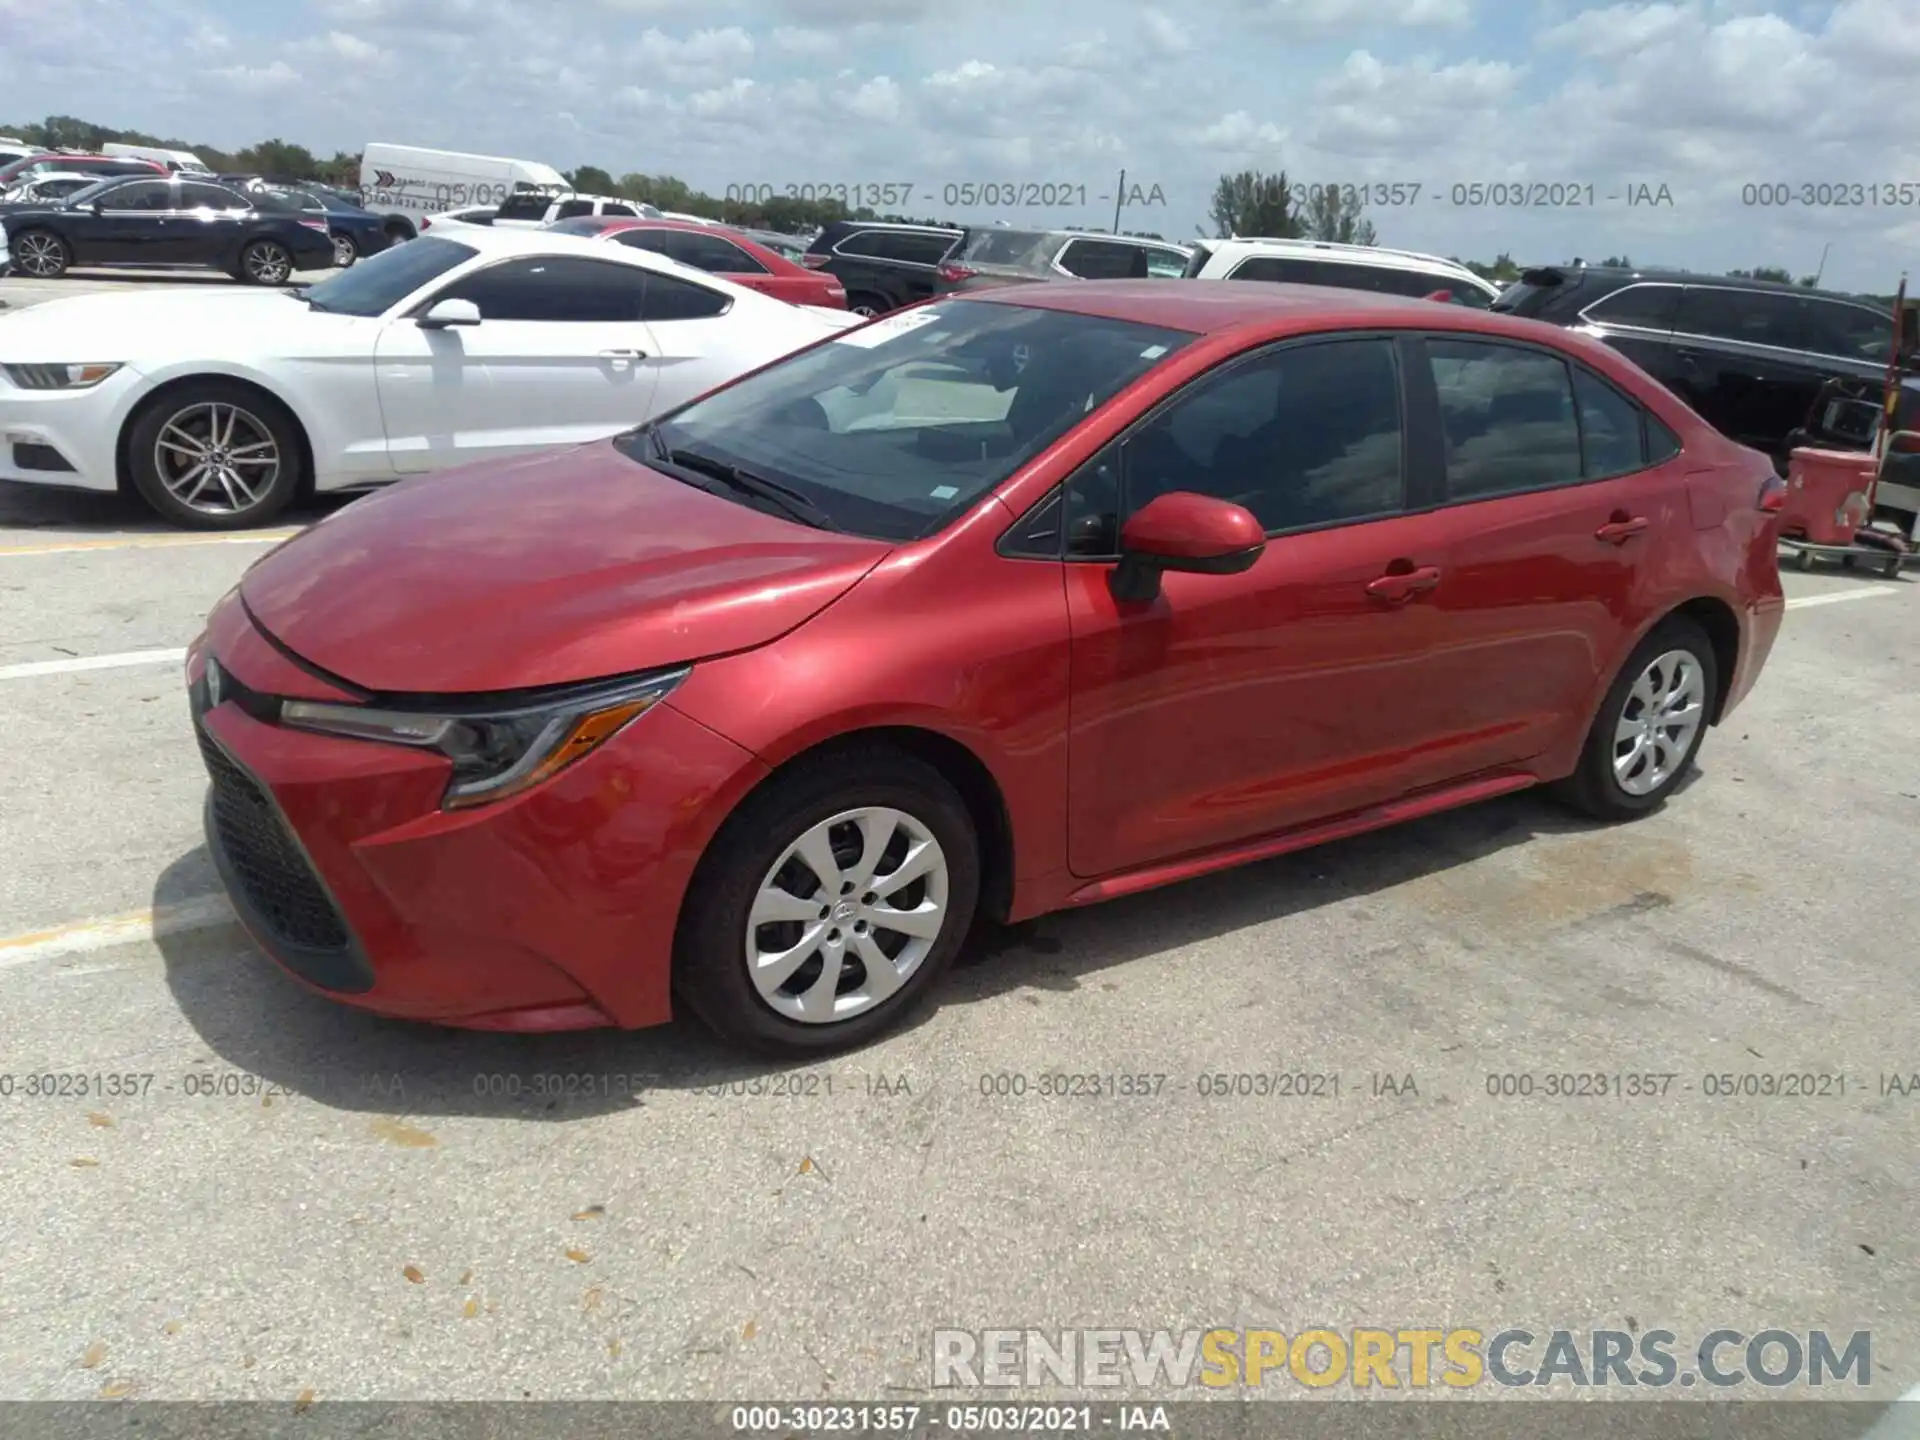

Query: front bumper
[[187, 599, 768, 1032], [0, 365, 142, 491]]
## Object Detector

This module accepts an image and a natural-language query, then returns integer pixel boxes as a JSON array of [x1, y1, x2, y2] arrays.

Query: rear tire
[[331, 232, 358, 267], [11, 229, 68, 278], [238, 239, 293, 286], [125, 381, 304, 530], [674, 746, 980, 1057], [846, 292, 888, 318], [1551, 616, 1718, 821]]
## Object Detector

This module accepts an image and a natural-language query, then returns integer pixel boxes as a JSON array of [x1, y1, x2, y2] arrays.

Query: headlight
[[3, 363, 123, 390], [280, 666, 689, 810]]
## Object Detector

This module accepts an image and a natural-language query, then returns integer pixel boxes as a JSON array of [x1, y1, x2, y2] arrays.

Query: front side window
[[437, 256, 650, 322], [495, 192, 555, 221], [554, 199, 595, 220], [625, 300, 1195, 540], [1123, 338, 1405, 533], [1056, 239, 1147, 280], [301, 235, 479, 317], [1801, 300, 1897, 363], [841, 229, 959, 265], [97, 180, 174, 212], [1428, 338, 1583, 499]]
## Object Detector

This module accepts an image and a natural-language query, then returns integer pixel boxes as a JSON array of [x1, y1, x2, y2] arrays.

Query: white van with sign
[[101, 143, 213, 175], [359, 143, 570, 240]]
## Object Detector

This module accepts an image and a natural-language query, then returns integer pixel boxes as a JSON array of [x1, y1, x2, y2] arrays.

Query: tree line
[[5, 117, 1871, 292]]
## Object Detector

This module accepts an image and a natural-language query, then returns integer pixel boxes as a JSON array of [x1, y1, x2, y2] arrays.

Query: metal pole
[[1813, 241, 1831, 286], [1112, 169, 1124, 234]]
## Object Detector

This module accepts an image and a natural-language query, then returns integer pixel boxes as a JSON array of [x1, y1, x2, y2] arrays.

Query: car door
[[176, 181, 252, 266], [372, 254, 660, 472], [1667, 286, 1831, 455], [1571, 280, 1685, 392], [73, 178, 177, 265], [631, 268, 769, 414], [1065, 334, 1452, 878], [1406, 336, 1694, 773]]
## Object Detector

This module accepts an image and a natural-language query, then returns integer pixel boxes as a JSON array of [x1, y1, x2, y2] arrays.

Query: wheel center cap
[[832, 900, 857, 923]]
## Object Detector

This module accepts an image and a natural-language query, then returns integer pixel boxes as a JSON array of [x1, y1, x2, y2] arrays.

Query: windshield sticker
[[1140, 344, 1169, 359], [929, 485, 960, 500], [834, 308, 945, 348]]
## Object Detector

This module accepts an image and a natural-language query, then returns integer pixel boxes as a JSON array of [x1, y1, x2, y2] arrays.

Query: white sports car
[[0, 227, 864, 528]]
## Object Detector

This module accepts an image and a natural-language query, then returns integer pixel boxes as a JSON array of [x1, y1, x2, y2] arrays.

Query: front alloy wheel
[[747, 807, 950, 1024], [12, 231, 67, 277], [331, 233, 357, 267], [126, 381, 304, 529], [675, 746, 981, 1055]]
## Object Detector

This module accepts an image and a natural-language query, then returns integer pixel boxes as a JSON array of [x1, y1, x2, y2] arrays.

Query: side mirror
[[1108, 491, 1265, 604], [418, 297, 481, 329]]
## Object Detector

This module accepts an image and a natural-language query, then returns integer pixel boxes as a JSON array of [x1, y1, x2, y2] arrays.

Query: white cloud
[[1141, 8, 1194, 53], [213, 59, 301, 93], [847, 76, 903, 122], [1193, 112, 1289, 151], [771, 24, 838, 54], [632, 24, 756, 67], [1230, 0, 1472, 32]]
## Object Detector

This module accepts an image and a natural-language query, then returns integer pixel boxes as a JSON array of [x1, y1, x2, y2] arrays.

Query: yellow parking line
[[0, 529, 301, 557], [0, 896, 237, 970]]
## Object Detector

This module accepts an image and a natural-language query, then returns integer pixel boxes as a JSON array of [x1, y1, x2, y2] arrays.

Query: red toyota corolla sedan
[[187, 282, 1785, 1054]]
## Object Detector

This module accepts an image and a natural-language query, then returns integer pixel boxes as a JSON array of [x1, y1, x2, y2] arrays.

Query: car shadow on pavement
[[0, 479, 361, 534], [150, 781, 1649, 1122]]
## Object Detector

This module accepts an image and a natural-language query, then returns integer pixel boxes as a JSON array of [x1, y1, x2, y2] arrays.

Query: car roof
[[437, 223, 780, 294], [1204, 236, 1489, 281], [960, 277, 1569, 338], [1520, 264, 1887, 307]]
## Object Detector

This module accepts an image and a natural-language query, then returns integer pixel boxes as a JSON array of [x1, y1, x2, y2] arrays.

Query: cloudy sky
[[4, 0, 1919, 289]]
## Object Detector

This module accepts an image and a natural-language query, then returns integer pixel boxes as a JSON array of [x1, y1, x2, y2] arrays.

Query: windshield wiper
[[649, 433, 841, 532]]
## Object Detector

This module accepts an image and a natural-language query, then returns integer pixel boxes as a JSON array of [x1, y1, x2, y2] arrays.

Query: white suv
[[1185, 238, 1500, 306], [488, 191, 662, 229]]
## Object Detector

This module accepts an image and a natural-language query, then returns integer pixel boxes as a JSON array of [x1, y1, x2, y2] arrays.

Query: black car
[[1492, 264, 1901, 465], [249, 182, 394, 266], [800, 220, 964, 316], [1, 174, 337, 283]]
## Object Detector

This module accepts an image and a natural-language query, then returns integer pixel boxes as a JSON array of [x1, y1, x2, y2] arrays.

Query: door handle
[[1595, 515, 1649, 543], [1365, 565, 1441, 602], [599, 348, 647, 359]]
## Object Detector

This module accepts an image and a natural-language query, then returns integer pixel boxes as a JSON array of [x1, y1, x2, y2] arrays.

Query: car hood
[[237, 441, 893, 695], [0, 287, 324, 362]]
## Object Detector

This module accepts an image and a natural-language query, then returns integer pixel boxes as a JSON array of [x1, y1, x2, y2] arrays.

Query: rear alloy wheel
[[675, 748, 980, 1055], [846, 292, 887, 318], [1552, 616, 1718, 820], [126, 383, 303, 530], [330, 232, 358, 267], [12, 230, 69, 278], [240, 239, 294, 285]]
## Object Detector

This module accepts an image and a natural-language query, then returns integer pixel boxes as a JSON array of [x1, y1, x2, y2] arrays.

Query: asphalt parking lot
[[2, 274, 1918, 1408]]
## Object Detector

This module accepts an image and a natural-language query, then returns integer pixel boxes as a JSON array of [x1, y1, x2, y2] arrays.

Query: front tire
[[1551, 616, 1718, 821], [845, 292, 888, 318], [331, 232, 358, 267], [239, 239, 293, 285], [125, 382, 303, 530], [674, 746, 981, 1056], [11, 229, 68, 278]]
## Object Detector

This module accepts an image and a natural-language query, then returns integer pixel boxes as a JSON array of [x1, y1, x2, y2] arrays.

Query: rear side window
[[1673, 287, 1806, 349], [602, 202, 638, 217], [495, 192, 555, 221], [1572, 367, 1647, 478], [1057, 238, 1150, 280], [1801, 299, 1896, 363], [641, 271, 732, 321], [837, 229, 958, 265], [1428, 339, 1583, 499], [1583, 282, 1681, 330], [554, 199, 595, 220], [1646, 414, 1683, 464]]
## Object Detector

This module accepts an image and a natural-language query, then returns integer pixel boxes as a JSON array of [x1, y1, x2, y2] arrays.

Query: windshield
[[622, 300, 1197, 541], [299, 236, 478, 316]]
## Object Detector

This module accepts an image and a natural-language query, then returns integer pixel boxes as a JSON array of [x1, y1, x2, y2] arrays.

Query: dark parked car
[[0, 153, 165, 187], [800, 220, 963, 316], [931, 227, 1193, 298], [1786, 305, 1920, 536], [3, 175, 336, 283], [1492, 265, 1902, 467], [253, 183, 393, 267]]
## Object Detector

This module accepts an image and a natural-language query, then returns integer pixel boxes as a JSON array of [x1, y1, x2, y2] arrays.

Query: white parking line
[[0, 895, 237, 971], [0, 647, 187, 681], [1785, 586, 1900, 610]]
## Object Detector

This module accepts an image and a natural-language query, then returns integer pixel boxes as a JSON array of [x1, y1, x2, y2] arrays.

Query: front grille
[[196, 724, 350, 952]]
